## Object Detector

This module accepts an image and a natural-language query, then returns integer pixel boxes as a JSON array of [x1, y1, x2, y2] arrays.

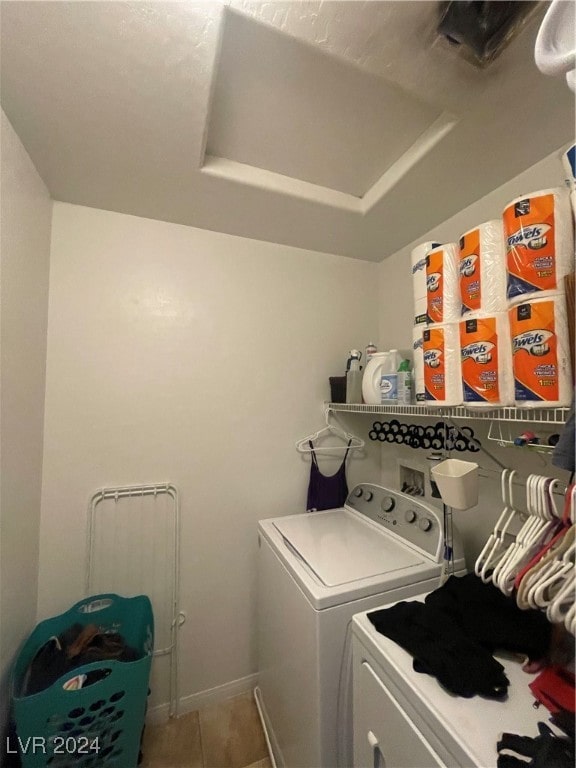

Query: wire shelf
[[487, 420, 560, 453], [327, 403, 569, 425]]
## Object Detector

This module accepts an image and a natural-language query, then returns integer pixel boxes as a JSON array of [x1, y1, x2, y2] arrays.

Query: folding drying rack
[[86, 483, 183, 718]]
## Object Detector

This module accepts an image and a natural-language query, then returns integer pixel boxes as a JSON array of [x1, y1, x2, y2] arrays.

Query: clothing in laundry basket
[[306, 439, 351, 511], [22, 622, 140, 696]]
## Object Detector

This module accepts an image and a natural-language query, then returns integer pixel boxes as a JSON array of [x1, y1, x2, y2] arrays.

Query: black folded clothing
[[369, 599, 509, 699], [425, 573, 552, 661], [368, 573, 553, 699]]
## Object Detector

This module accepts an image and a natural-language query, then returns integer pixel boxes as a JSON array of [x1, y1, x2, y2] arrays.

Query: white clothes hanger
[[519, 525, 575, 610], [547, 569, 576, 623], [564, 601, 576, 637], [516, 481, 573, 608], [498, 518, 555, 595], [491, 471, 530, 589], [491, 474, 537, 592], [296, 408, 364, 454], [475, 470, 520, 584], [522, 479, 553, 543], [494, 475, 559, 596], [546, 478, 563, 520], [474, 469, 509, 581], [511, 480, 574, 614], [529, 530, 575, 608]]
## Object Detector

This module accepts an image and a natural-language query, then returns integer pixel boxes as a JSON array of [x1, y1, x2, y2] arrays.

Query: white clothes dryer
[[352, 595, 544, 768], [256, 483, 466, 768]]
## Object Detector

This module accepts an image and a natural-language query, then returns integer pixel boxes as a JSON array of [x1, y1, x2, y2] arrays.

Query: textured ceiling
[[1, 1, 574, 261], [208, 9, 443, 197], [230, 0, 487, 111]]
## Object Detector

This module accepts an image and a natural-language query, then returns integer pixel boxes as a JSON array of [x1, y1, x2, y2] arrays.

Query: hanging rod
[[477, 467, 568, 496]]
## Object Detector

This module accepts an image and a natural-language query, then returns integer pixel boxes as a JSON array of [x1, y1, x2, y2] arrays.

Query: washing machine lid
[[272, 509, 423, 587]]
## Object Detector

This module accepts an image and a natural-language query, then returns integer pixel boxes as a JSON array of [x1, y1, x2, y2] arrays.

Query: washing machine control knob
[[354, 487, 363, 497], [364, 491, 374, 502], [381, 496, 395, 513], [404, 510, 417, 524], [419, 518, 433, 532]]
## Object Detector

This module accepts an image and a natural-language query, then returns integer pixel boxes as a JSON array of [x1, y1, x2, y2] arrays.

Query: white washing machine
[[352, 596, 543, 768], [256, 483, 466, 768]]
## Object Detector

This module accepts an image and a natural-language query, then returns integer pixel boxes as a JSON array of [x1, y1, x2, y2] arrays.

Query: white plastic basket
[[431, 459, 479, 510]]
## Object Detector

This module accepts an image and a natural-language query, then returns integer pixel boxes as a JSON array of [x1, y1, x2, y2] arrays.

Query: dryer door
[[354, 660, 450, 768]]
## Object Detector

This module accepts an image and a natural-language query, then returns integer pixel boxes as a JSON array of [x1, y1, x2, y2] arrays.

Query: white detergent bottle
[[380, 350, 401, 404], [362, 352, 388, 405]]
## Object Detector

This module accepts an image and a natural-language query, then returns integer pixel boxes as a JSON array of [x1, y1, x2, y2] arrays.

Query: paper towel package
[[459, 221, 507, 315], [503, 187, 574, 301], [411, 241, 440, 325], [509, 293, 572, 407], [412, 325, 426, 403], [426, 244, 460, 324], [459, 313, 514, 408], [423, 323, 462, 406]]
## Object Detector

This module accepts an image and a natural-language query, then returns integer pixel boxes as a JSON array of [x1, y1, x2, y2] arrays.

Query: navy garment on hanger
[[306, 439, 351, 512]]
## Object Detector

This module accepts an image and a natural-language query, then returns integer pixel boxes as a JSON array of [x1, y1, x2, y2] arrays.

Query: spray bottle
[[346, 349, 363, 404], [397, 359, 413, 405], [365, 342, 377, 363]]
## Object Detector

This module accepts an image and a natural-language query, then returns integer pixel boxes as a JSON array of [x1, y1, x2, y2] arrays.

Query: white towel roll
[[423, 323, 462, 406], [459, 313, 514, 408], [509, 293, 572, 407], [411, 241, 440, 324], [503, 187, 574, 302], [458, 221, 507, 315], [426, 244, 460, 324]]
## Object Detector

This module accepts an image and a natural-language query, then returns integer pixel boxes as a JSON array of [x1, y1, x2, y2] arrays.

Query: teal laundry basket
[[11, 594, 154, 768]]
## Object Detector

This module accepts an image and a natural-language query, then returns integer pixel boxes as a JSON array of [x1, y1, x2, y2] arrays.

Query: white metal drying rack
[[86, 482, 183, 718]]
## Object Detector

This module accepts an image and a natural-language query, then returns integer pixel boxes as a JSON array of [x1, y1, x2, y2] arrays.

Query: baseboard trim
[[147, 673, 259, 723]]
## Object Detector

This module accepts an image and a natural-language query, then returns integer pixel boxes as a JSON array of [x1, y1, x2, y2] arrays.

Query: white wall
[[376, 144, 573, 566], [0, 110, 52, 728], [37, 203, 380, 710]]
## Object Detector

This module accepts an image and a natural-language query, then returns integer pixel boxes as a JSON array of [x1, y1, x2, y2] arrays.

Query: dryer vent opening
[[437, 1, 540, 67]]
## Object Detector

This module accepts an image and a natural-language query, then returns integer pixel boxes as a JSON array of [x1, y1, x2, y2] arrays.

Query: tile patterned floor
[[141, 692, 271, 768]]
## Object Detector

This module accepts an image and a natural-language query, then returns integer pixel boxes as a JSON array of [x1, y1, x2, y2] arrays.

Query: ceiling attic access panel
[[204, 9, 445, 201]]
